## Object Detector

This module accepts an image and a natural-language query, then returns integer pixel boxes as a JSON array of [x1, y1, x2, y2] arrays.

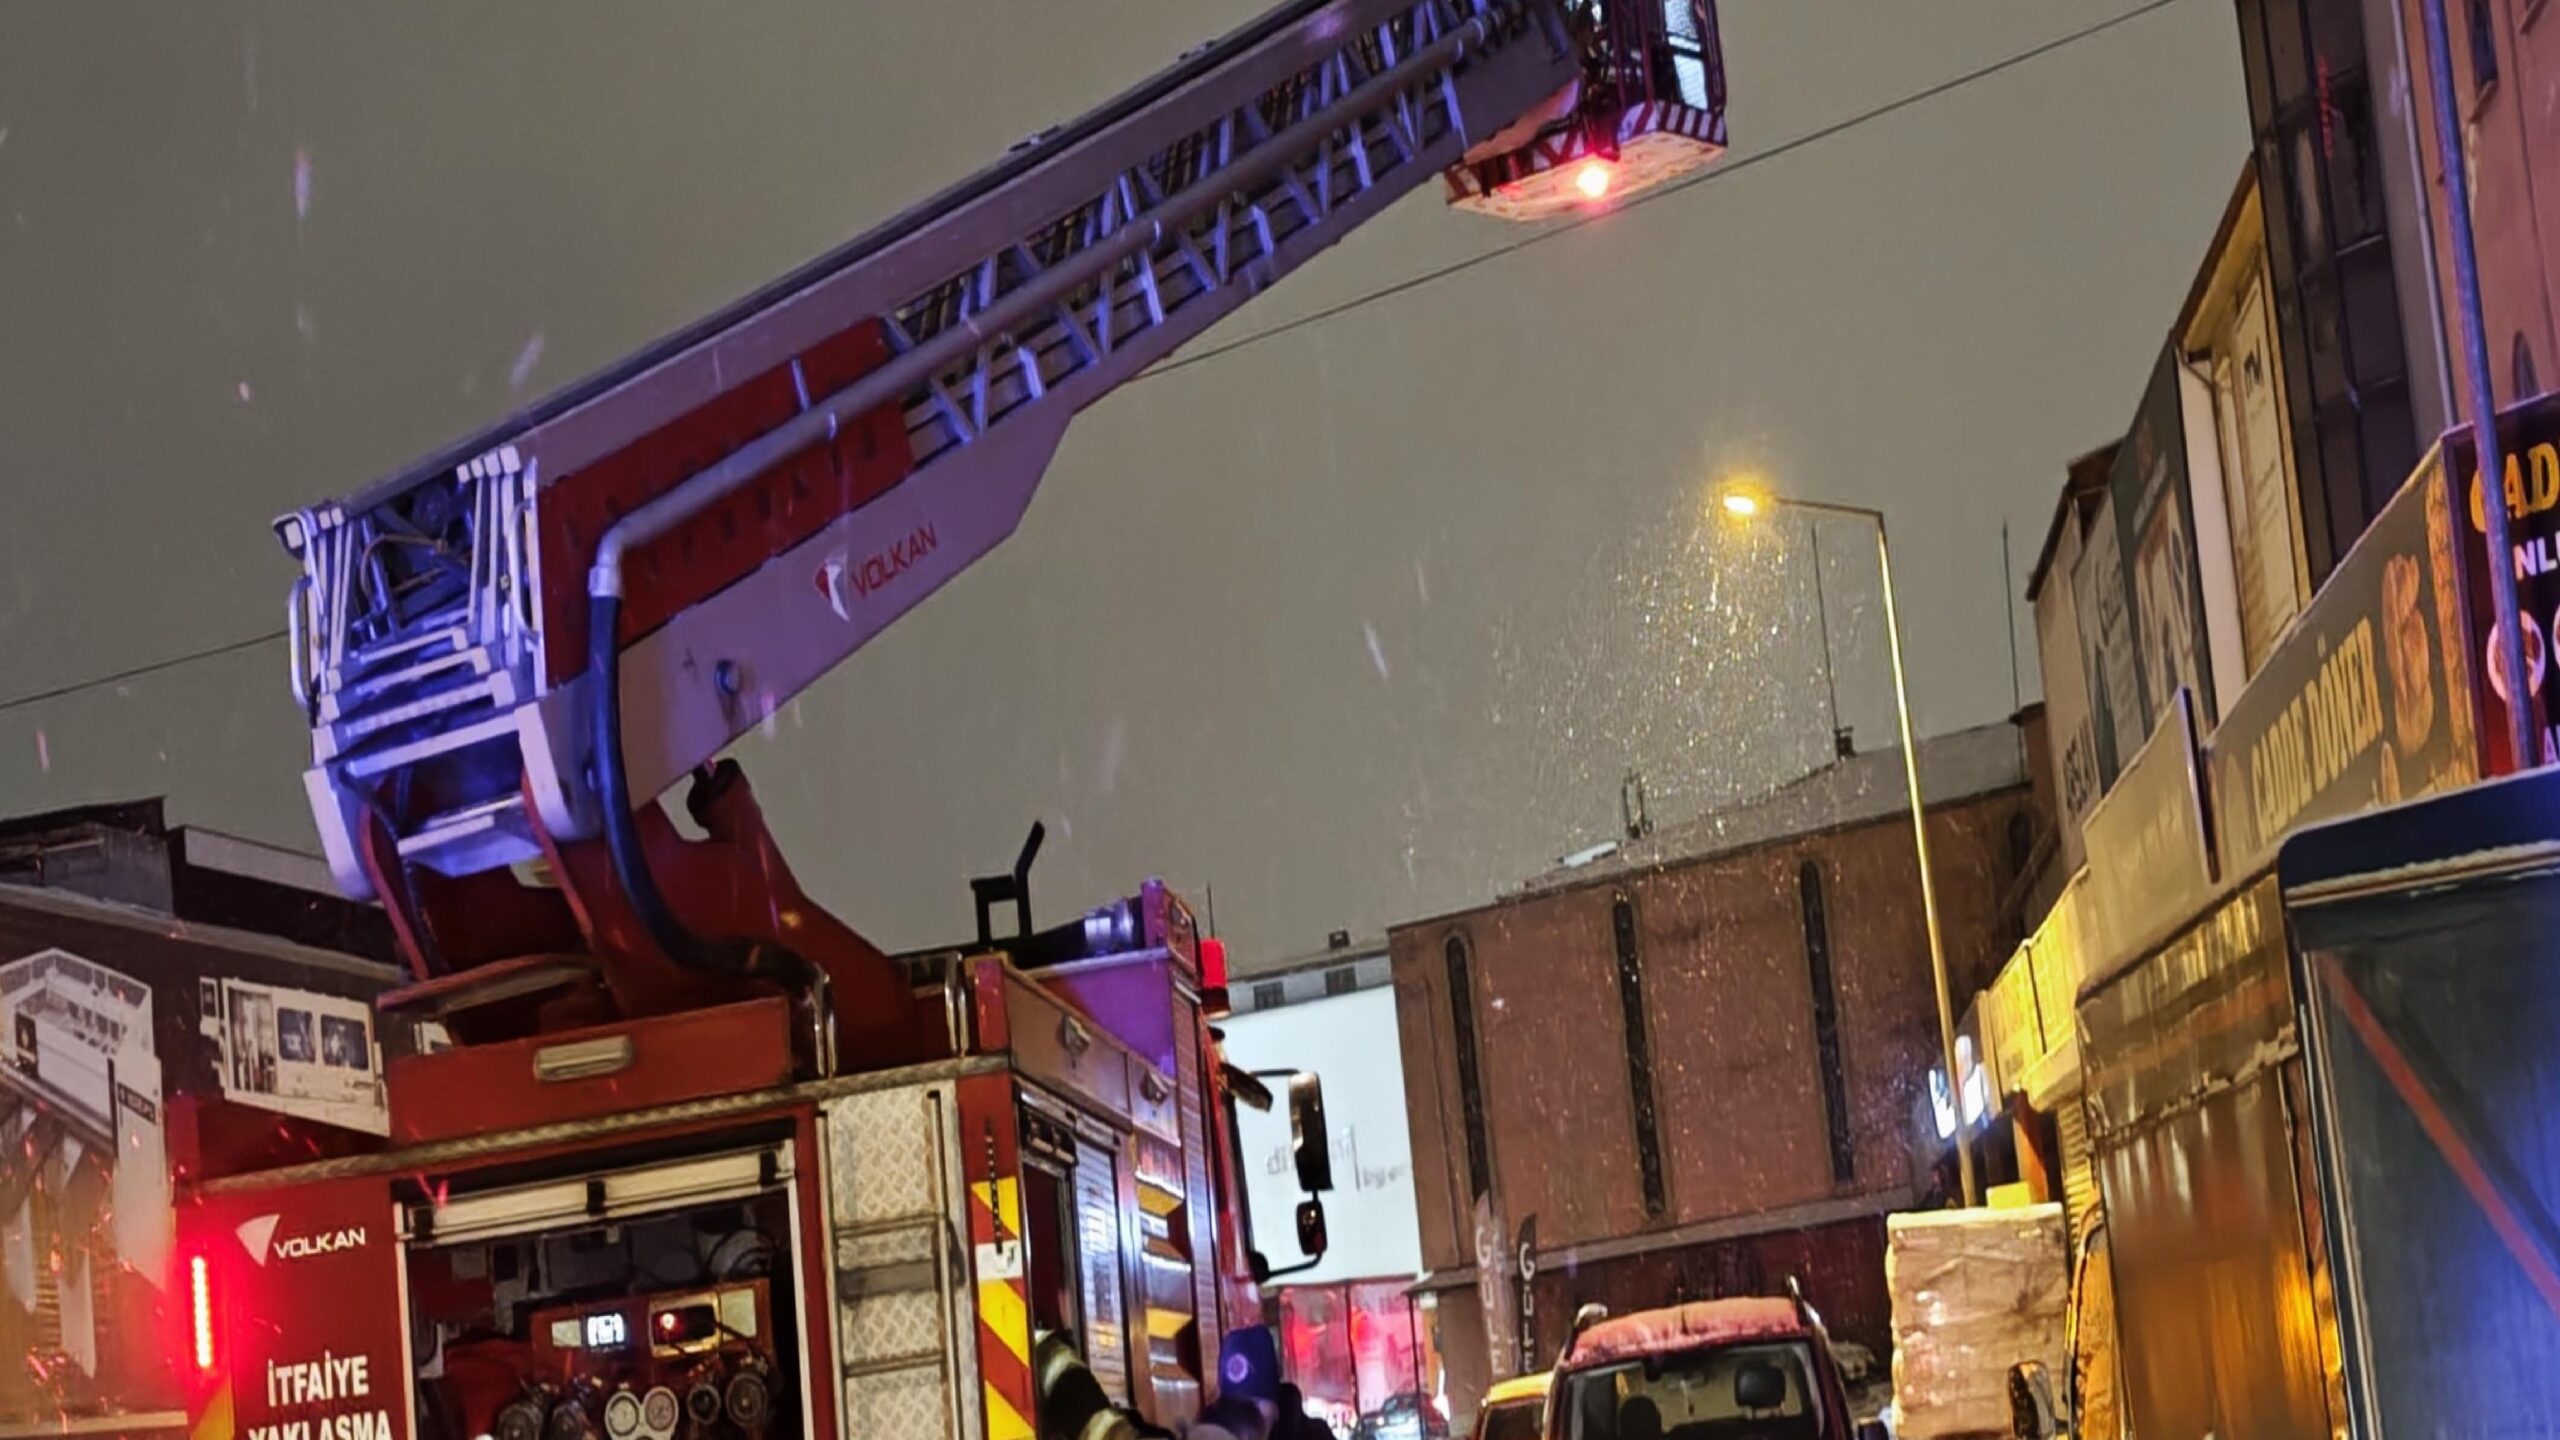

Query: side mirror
[[1288, 1074, 1334, 1194], [1295, 1199, 1329, 1260], [2006, 1361, 2057, 1439]]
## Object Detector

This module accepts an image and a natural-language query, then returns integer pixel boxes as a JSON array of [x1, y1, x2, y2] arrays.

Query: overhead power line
[[0, 628, 287, 717], [0, 0, 2189, 720], [1143, 0, 2192, 378]]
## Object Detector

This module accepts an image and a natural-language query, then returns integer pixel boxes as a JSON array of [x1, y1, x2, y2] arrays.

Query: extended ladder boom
[[278, 0, 1726, 1016], [282, 0, 1615, 903]]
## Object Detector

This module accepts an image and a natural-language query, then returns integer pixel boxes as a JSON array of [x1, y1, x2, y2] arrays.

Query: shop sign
[[2208, 461, 2480, 876], [2082, 688, 2213, 972], [2114, 346, 2218, 724], [1471, 1193, 1517, 1381], [1514, 1214, 1538, 1375], [1926, 1020, 1994, 1144], [2449, 389, 2560, 774], [1984, 947, 2043, 1100], [2076, 486, 2147, 788], [2030, 876, 2091, 1053]]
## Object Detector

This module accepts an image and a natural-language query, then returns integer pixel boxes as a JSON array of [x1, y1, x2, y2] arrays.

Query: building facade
[[2177, 163, 2315, 690], [1223, 937, 1442, 1435], [2394, 0, 2560, 417], [0, 801, 403, 1437], [2228, 0, 2456, 584], [1388, 717, 2055, 1423]]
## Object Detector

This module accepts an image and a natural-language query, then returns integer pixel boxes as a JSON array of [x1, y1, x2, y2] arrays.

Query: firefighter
[[1194, 1328, 1286, 1440], [1034, 1331, 1172, 1440], [1277, 1383, 1336, 1440], [1037, 1326, 1334, 1440]]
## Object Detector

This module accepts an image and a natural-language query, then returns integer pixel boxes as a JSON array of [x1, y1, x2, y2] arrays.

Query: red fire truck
[[167, 2, 1732, 1439], [186, 857, 1326, 1440]]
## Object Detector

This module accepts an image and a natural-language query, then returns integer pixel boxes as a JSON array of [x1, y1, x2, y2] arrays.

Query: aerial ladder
[[274, 0, 1724, 1036], [177, 8, 1726, 1439]]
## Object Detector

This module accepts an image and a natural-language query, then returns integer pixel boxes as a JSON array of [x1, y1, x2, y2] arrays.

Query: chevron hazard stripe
[[972, 1175, 1034, 1440]]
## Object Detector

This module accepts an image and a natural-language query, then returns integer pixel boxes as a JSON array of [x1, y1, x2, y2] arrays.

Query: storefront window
[[1271, 1282, 1446, 1440]]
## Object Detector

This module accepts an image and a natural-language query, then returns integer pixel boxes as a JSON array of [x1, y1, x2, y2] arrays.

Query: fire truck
[[172, 3, 1730, 1440]]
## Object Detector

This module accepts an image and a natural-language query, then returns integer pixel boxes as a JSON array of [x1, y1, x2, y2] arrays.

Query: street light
[[1714, 478, 1979, 1208]]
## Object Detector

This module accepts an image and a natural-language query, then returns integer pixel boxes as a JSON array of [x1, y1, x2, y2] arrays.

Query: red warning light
[[1574, 160, 1612, 201], [1201, 938, 1228, 991], [190, 1255, 216, 1373], [654, 1303, 719, 1345]]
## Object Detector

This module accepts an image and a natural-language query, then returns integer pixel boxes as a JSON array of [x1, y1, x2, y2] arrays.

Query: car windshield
[[1557, 1343, 1822, 1440], [1480, 1399, 1544, 1440]]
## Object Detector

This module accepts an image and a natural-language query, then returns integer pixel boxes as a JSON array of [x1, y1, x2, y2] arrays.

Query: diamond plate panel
[[845, 1286, 950, 1364], [846, 1366, 950, 1440], [828, 1085, 943, 1224], [826, 1083, 963, 1440]]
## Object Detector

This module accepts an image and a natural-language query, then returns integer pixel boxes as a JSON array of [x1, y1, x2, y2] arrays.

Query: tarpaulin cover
[[1560, 1299, 1805, 1371], [1885, 1204, 2067, 1440]]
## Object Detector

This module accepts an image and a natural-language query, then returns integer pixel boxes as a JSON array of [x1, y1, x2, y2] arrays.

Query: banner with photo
[[0, 945, 172, 1362], [199, 974, 388, 1135], [2446, 390, 2560, 774], [2, 947, 152, 1140], [2115, 346, 2216, 726]]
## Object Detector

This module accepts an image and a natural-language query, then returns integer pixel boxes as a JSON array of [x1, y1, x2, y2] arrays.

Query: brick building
[[1387, 714, 2056, 1421]]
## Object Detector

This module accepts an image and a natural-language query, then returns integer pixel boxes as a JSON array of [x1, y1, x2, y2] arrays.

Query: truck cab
[[1473, 1372, 1551, 1440], [1547, 1298, 1861, 1440]]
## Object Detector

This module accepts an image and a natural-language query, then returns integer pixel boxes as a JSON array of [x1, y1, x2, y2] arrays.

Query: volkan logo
[[238, 1214, 366, 1266], [236, 1214, 281, 1265], [817, 549, 852, 622], [815, 523, 941, 623]]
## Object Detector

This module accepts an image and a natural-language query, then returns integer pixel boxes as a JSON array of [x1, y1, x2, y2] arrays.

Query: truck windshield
[[1481, 1399, 1544, 1440], [1557, 1343, 1823, 1440]]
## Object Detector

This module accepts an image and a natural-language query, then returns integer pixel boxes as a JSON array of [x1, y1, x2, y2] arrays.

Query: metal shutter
[[1076, 1137, 1133, 1407], [2058, 1095, 2101, 1244]]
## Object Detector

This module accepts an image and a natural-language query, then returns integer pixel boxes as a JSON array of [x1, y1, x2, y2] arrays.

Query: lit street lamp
[[1717, 478, 1979, 1208]]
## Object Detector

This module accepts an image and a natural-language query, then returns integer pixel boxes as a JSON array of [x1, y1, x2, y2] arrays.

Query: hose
[[588, 591, 739, 977]]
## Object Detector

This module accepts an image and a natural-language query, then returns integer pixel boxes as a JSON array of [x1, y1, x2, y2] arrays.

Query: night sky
[[0, 1, 2246, 960]]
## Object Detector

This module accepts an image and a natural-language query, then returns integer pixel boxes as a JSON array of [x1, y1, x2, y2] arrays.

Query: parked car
[[1547, 1292, 1878, 1440], [1475, 1372, 1553, 1440], [1357, 1391, 1453, 1440]]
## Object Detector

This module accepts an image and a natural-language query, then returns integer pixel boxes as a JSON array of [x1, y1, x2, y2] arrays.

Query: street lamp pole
[[1722, 487, 1979, 1206], [1870, 514, 1978, 1208]]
